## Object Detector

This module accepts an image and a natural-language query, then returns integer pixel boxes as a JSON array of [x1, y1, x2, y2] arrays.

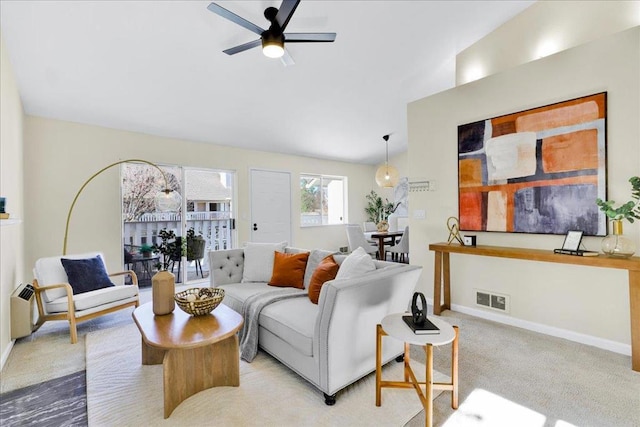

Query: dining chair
[[387, 226, 410, 263], [346, 225, 379, 258], [362, 221, 378, 244]]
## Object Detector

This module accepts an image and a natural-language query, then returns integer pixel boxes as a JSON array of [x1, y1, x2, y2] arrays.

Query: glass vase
[[601, 220, 636, 258]]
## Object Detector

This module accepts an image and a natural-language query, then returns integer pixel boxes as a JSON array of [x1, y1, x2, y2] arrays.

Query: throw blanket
[[239, 288, 307, 362]]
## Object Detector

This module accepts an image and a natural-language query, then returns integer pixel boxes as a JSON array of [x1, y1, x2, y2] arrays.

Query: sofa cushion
[[242, 242, 287, 283], [47, 284, 138, 313], [308, 255, 339, 304], [61, 255, 115, 295], [335, 247, 376, 279], [302, 249, 336, 289], [269, 251, 309, 289], [259, 297, 318, 357]]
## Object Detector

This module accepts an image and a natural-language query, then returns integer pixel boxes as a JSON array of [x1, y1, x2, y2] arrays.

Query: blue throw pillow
[[61, 255, 115, 295]]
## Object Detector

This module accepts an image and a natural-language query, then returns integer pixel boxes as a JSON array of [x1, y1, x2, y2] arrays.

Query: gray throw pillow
[[303, 249, 337, 288]]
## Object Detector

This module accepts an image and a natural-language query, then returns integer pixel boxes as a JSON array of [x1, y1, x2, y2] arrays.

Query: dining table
[[368, 230, 404, 261]]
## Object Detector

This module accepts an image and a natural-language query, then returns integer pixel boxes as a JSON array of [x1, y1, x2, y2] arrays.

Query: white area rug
[[86, 323, 450, 426]]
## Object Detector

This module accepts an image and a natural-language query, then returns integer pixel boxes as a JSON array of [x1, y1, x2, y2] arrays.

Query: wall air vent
[[474, 289, 510, 313]]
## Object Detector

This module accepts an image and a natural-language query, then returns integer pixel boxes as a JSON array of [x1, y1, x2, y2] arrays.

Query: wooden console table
[[428, 242, 640, 371]]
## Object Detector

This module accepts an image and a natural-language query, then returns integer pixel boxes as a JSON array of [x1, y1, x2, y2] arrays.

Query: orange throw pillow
[[308, 255, 340, 304], [268, 251, 310, 289]]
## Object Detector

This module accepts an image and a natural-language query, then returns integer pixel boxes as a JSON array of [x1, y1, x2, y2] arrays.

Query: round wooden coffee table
[[132, 302, 243, 418]]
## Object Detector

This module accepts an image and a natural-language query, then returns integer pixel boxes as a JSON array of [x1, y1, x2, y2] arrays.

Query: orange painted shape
[[490, 93, 605, 134], [460, 192, 483, 231], [487, 191, 508, 232], [492, 120, 516, 137], [459, 159, 483, 187], [542, 129, 599, 173], [515, 101, 599, 132]]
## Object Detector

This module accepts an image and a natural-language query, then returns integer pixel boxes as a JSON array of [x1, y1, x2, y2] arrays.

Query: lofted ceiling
[[0, 1, 534, 165]]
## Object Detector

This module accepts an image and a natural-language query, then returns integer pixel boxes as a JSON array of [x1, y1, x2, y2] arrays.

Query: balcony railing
[[124, 214, 233, 253]]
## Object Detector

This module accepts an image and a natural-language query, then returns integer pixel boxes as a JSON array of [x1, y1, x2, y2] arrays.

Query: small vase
[[377, 220, 389, 232], [601, 220, 636, 258], [152, 270, 175, 315]]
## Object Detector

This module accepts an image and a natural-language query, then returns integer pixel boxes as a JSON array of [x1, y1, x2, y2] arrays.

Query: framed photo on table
[[561, 230, 583, 251]]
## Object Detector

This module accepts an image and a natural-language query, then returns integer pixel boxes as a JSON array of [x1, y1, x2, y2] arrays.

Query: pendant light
[[375, 134, 400, 188]]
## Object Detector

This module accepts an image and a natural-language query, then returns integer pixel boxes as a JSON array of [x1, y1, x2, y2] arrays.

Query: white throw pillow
[[335, 247, 376, 279], [242, 242, 287, 283]]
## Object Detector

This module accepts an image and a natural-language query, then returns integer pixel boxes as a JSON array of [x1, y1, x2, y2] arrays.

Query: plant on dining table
[[365, 190, 399, 223]]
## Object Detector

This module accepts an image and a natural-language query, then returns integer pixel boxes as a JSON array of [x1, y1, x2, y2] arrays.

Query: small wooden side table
[[132, 302, 243, 418], [376, 313, 459, 427]]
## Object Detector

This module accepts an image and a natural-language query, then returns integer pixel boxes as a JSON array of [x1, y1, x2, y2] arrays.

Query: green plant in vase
[[365, 190, 399, 231], [595, 176, 640, 257]]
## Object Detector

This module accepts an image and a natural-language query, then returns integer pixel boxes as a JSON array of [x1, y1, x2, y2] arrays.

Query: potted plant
[[596, 176, 640, 257], [139, 244, 153, 258], [365, 190, 399, 231]]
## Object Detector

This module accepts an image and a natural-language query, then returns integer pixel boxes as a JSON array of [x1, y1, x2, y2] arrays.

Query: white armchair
[[32, 252, 139, 343], [346, 225, 378, 258]]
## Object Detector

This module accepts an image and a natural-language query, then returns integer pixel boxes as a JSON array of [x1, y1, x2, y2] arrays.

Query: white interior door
[[250, 169, 291, 244]]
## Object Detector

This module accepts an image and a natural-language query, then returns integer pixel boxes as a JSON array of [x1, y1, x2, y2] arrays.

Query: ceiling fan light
[[262, 34, 284, 58]]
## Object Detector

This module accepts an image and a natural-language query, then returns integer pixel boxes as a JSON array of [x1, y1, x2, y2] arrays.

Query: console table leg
[[630, 270, 640, 372], [434, 251, 443, 315], [443, 253, 451, 311]]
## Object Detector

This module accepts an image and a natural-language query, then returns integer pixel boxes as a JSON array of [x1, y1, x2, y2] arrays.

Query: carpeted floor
[[2, 285, 639, 426], [85, 322, 447, 426]]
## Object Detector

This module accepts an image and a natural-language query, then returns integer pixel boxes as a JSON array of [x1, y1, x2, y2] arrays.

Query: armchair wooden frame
[[32, 270, 140, 344]]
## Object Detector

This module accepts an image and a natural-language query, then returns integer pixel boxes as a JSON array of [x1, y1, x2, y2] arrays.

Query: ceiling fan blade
[[275, 0, 300, 31], [207, 2, 265, 36], [285, 33, 337, 43], [280, 49, 295, 67], [223, 39, 262, 55]]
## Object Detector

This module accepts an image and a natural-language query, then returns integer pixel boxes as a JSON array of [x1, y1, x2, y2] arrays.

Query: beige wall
[[0, 33, 25, 368], [408, 26, 640, 353], [23, 117, 378, 277], [456, 1, 640, 85]]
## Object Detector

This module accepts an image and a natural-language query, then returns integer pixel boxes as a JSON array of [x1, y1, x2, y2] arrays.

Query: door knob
[[253, 223, 258, 231]]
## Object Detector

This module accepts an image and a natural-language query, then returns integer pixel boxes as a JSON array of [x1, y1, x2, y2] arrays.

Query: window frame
[[300, 173, 348, 227]]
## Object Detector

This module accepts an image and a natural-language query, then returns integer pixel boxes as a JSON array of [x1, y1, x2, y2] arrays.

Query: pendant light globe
[[375, 164, 399, 188], [375, 134, 400, 188]]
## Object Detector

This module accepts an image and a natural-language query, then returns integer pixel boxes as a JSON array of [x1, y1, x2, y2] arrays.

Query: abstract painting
[[458, 92, 607, 236]]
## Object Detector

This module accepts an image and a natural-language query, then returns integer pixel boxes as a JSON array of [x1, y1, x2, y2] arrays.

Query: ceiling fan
[[207, 0, 336, 66]]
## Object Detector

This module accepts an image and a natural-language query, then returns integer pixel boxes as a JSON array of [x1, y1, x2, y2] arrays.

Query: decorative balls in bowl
[[174, 287, 224, 316]]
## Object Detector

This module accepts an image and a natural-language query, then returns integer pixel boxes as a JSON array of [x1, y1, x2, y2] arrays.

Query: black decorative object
[[411, 292, 427, 325]]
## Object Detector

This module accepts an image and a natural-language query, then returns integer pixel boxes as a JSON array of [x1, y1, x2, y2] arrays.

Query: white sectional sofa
[[208, 244, 422, 404]]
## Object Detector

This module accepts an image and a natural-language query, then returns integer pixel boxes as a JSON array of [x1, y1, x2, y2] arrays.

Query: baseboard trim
[[428, 299, 631, 356], [1, 339, 15, 371]]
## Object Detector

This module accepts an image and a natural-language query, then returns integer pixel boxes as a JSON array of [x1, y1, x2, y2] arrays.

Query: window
[[300, 174, 347, 227]]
